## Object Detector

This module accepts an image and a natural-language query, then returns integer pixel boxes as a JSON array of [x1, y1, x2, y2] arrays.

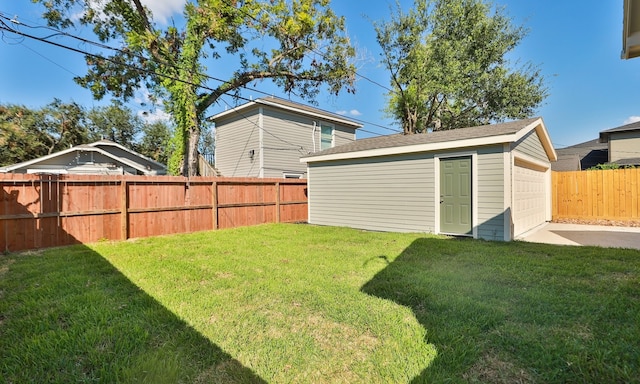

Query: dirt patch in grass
[[463, 352, 533, 384]]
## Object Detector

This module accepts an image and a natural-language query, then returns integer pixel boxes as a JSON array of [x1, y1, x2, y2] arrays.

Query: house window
[[320, 124, 334, 150], [283, 172, 303, 179]]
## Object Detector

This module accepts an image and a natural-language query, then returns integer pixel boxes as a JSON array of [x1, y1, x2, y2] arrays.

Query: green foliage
[[139, 120, 173, 165], [589, 163, 622, 170], [375, 0, 547, 134], [86, 100, 142, 145], [35, 0, 357, 176], [0, 100, 174, 166], [0, 99, 88, 165]]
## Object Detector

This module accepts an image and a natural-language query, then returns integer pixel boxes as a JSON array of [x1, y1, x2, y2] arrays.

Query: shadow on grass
[[361, 237, 640, 383], [0, 244, 265, 383]]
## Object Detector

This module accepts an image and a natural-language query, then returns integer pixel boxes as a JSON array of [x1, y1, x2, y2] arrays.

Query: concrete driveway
[[517, 222, 640, 250]]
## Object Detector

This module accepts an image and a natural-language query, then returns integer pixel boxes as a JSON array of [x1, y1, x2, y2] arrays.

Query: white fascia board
[[88, 141, 166, 169], [256, 99, 363, 128], [512, 150, 551, 170], [301, 133, 517, 163], [208, 101, 259, 121], [512, 118, 557, 162], [1, 146, 82, 171]]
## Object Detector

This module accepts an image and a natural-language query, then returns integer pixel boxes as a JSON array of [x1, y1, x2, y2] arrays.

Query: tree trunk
[[187, 126, 199, 177]]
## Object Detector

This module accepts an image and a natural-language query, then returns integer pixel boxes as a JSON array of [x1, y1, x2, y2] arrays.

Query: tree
[[86, 101, 143, 147], [0, 105, 49, 166], [0, 99, 88, 166], [375, 0, 546, 134], [138, 120, 173, 165], [36, 0, 356, 176]]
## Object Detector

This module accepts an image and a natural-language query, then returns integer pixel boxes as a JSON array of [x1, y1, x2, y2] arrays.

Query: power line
[[0, 10, 400, 136]]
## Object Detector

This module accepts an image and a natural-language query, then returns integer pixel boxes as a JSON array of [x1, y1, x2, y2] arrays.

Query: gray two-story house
[[210, 97, 362, 178], [599, 120, 640, 166]]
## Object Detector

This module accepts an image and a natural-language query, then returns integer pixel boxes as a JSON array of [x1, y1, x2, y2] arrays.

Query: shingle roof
[[303, 117, 542, 158], [552, 139, 609, 171], [599, 120, 640, 142], [209, 96, 363, 128]]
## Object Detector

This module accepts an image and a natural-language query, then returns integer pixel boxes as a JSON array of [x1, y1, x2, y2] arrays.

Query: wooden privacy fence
[[1, 174, 308, 252], [552, 169, 640, 221]]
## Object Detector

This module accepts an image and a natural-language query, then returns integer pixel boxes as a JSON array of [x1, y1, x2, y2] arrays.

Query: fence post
[[212, 181, 218, 230], [121, 179, 128, 240], [275, 182, 281, 223]]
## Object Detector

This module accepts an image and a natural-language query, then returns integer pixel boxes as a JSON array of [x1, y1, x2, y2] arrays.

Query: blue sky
[[1, 0, 639, 148]]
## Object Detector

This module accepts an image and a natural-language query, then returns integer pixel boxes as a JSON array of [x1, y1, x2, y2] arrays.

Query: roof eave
[[622, 0, 640, 59], [302, 117, 556, 163]]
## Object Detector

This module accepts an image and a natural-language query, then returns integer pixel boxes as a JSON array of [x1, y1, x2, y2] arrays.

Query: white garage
[[301, 117, 557, 241]]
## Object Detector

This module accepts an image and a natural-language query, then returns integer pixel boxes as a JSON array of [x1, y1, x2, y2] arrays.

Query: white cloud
[[141, 0, 185, 24], [139, 109, 172, 124], [623, 116, 640, 125], [335, 109, 362, 117], [77, 0, 184, 25]]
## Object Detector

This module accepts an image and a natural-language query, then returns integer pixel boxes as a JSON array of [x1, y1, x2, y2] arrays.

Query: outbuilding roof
[[599, 120, 640, 142], [208, 96, 363, 128], [301, 117, 556, 163], [0, 140, 166, 175]]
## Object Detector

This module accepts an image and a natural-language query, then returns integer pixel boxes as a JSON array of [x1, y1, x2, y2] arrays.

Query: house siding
[[512, 129, 548, 163], [308, 153, 435, 233], [307, 145, 507, 240], [261, 107, 316, 178], [214, 109, 261, 177], [475, 145, 507, 241], [609, 131, 640, 162], [215, 104, 356, 178]]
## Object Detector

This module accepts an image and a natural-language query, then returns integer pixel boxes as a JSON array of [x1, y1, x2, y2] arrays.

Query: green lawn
[[1, 223, 639, 383]]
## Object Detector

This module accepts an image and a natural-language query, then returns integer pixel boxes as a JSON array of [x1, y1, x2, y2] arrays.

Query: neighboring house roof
[[301, 117, 556, 163], [623, 0, 640, 59], [209, 96, 363, 128], [552, 139, 608, 171], [599, 120, 640, 142], [0, 140, 166, 175]]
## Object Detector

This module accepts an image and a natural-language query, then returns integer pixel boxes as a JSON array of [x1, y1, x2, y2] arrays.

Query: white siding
[[308, 153, 435, 233], [214, 110, 261, 177]]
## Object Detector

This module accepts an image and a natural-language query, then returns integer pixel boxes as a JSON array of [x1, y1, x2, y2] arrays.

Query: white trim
[[434, 151, 478, 239], [302, 133, 517, 163], [319, 122, 335, 151], [209, 99, 362, 128], [258, 107, 264, 178], [257, 99, 362, 128], [282, 172, 304, 179], [87, 140, 166, 169], [0, 146, 158, 175], [512, 150, 551, 171], [301, 117, 557, 164], [504, 144, 513, 241]]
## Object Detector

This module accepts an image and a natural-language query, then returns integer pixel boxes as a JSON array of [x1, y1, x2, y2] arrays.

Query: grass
[[1, 223, 639, 383]]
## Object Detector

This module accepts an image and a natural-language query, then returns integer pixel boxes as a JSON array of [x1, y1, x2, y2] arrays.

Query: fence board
[[1, 174, 307, 252], [552, 169, 640, 221]]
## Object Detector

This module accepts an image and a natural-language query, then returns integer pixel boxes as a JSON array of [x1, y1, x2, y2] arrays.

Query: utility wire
[[0, 10, 399, 136]]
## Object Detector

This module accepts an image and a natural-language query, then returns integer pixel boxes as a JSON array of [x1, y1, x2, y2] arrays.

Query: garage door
[[513, 159, 547, 236]]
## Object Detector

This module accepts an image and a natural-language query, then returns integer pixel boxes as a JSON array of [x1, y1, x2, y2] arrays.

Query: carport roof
[[301, 117, 556, 163]]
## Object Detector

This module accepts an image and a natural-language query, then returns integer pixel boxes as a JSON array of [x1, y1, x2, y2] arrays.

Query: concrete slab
[[517, 222, 640, 250]]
